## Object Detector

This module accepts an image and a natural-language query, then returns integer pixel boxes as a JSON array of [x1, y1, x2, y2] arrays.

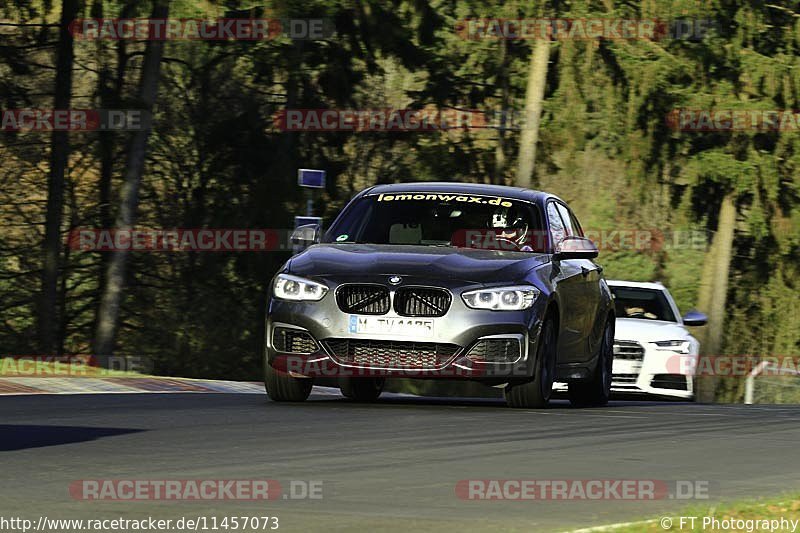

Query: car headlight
[[461, 286, 539, 311], [652, 340, 691, 354], [273, 273, 328, 301]]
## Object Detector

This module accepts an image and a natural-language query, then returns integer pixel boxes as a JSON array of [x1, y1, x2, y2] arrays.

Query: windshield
[[611, 287, 677, 322], [324, 192, 544, 251]]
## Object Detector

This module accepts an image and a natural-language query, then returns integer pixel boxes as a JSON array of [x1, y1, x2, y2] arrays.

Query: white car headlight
[[462, 286, 539, 311], [273, 274, 328, 301], [652, 340, 691, 354]]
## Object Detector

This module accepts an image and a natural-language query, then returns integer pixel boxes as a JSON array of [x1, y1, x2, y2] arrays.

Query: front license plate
[[349, 315, 434, 338]]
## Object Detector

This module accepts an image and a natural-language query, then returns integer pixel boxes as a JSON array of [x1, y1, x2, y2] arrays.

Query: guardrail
[[744, 361, 800, 405]]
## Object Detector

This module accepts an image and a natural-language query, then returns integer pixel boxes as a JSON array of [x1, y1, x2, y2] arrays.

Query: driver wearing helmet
[[490, 207, 532, 251]]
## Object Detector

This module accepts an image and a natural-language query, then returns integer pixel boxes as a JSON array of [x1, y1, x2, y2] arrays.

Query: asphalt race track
[[2, 390, 799, 532]]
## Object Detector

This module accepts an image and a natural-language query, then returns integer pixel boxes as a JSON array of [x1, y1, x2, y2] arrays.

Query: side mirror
[[554, 236, 598, 259], [291, 224, 320, 251], [682, 310, 708, 327]]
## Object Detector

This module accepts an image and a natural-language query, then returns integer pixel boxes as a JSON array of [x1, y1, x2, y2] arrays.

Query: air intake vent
[[272, 327, 318, 354], [614, 340, 645, 361], [466, 338, 521, 363], [323, 339, 460, 368], [336, 285, 390, 315], [394, 287, 451, 317], [651, 374, 688, 390], [613, 373, 639, 385]]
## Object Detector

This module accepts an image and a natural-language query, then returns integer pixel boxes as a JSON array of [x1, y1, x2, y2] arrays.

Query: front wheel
[[568, 319, 614, 407], [504, 317, 556, 408], [264, 361, 313, 402], [339, 378, 385, 402]]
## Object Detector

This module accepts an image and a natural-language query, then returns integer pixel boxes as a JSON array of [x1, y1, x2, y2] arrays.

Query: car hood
[[287, 243, 547, 284], [614, 318, 691, 342]]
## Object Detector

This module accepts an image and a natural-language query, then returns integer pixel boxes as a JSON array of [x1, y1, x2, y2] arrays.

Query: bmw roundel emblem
[[388, 275, 402, 285]]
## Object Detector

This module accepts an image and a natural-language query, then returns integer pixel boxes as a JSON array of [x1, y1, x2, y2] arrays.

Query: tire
[[264, 360, 313, 402], [568, 318, 614, 407], [339, 378, 385, 402], [504, 317, 557, 408]]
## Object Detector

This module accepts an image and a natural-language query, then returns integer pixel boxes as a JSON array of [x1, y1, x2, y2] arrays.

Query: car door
[[557, 202, 603, 362], [546, 201, 585, 363]]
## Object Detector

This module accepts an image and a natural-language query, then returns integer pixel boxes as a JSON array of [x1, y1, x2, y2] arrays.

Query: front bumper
[[554, 339, 696, 399], [265, 275, 545, 381], [610, 339, 696, 399]]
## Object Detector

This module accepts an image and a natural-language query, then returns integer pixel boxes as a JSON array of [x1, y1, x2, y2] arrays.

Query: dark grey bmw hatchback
[[265, 182, 615, 408]]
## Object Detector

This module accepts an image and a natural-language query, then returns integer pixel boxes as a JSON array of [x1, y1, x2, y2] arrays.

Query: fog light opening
[[466, 336, 523, 364]]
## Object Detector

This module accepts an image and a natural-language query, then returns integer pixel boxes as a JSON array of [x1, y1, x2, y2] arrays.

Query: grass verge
[[601, 494, 800, 532]]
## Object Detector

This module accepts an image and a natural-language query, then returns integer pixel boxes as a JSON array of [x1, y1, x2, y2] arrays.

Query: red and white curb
[[0, 377, 341, 396]]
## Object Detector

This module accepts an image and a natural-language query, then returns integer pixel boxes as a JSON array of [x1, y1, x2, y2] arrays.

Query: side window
[[570, 210, 584, 236], [566, 206, 584, 236], [547, 202, 567, 247], [556, 203, 579, 237]]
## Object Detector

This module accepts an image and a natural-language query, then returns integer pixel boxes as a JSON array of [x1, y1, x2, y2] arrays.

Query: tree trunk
[[493, 40, 510, 185], [515, 38, 550, 189], [695, 193, 736, 402], [94, 0, 112, 333], [93, 0, 169, 358], [93, 0, 134, 337], [40, 0, 80, 354]]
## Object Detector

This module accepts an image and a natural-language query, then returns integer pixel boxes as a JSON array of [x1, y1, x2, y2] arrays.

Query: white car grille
[[612, 340, 644, 387], [614, 340, 644, 361]]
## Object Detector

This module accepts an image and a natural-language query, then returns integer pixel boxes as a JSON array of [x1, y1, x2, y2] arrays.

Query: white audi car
[[555, 280, 707, 399], [606, 280, 707, 399]]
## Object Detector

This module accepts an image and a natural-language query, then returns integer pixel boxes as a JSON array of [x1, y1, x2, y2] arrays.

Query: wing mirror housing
[[682, 310, 708, 326], [554, 236, 599, 260], [291, 224, 321, 251]]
